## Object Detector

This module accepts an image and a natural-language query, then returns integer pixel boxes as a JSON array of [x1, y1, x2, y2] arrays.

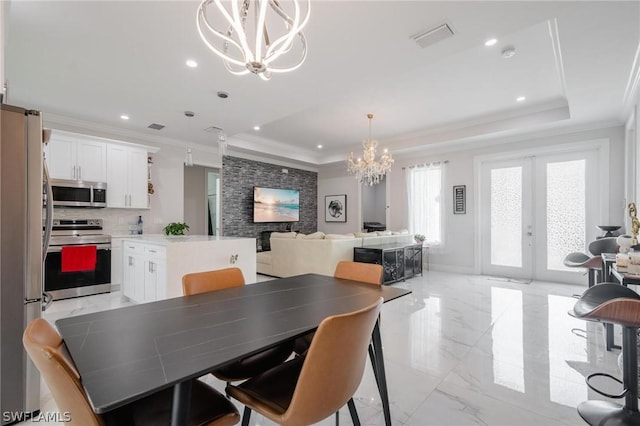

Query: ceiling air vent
[[411, 22, 454, 49], [148, 123, 165, 130], [204, 126, 224, 133]]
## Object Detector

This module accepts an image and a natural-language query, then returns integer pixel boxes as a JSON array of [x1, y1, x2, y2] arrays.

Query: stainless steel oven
[[44, 219, 111, 300]]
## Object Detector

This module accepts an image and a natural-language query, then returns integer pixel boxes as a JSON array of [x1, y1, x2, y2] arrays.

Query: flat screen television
[[253, 187, 300, 223]]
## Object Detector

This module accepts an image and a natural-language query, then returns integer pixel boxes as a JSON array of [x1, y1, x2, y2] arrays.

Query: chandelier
[[347, 114, 394, 186], [196, 0, 310, 81]]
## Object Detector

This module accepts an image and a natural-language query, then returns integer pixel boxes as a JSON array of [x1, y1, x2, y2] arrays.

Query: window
[[405, 162, 445, 245]]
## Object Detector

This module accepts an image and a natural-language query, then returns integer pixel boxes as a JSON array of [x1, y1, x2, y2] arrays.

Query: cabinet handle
[[149, 261, 155, 273], [128, 246, 135, 249], [148, 249, 156, 253], [73, 165, 76, 179], [128, 256, 133, 266], [78, 166, 82, 180]]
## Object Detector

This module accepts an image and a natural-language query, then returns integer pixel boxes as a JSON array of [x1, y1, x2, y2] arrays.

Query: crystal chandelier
[[196, 0, 310, 81], [347, 114, 394, 186]]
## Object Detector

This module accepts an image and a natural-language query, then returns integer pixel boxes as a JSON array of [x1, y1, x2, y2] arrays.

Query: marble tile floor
[[25, 271, 626, 425]]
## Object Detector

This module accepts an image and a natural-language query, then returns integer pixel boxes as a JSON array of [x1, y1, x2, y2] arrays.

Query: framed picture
[[453, 185, 466, 214], [325, 194, 347, 222]]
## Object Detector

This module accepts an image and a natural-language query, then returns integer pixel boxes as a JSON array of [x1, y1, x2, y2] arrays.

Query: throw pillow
[[377, 231, 392, 236], [302, 232, 325, 239], [271, 232, 297, 239], [325, 234, 355, 239], [355, 232, 377, 238]]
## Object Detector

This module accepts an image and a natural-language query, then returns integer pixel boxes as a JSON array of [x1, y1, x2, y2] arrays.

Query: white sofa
[[256, 231, 414, 278]]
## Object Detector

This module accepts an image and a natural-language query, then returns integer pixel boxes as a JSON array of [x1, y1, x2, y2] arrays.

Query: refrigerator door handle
[[42, 159, 53, 263], [41, 292, 53, 311]]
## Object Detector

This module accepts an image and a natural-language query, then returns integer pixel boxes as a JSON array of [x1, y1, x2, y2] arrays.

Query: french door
[[480, 149, 600, 283]]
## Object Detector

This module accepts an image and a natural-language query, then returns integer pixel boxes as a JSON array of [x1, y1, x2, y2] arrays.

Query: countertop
[[115, 234, 255, 245]]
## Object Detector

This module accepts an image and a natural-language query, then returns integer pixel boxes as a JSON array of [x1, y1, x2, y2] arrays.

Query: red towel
[[61, 245, 97, 273]]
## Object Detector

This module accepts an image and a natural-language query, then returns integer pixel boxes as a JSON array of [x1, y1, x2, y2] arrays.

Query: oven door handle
[[46, 244, 111, 253]]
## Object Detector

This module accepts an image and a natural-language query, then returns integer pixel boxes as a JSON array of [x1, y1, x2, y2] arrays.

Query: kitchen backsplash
[[53, 208, 159, 236]]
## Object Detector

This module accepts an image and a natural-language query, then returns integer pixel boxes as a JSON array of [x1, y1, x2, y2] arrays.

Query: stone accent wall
[[222, 156, 318, 239]]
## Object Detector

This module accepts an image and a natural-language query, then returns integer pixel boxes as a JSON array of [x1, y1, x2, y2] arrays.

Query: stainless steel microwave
[[50, 179, 107, 208]]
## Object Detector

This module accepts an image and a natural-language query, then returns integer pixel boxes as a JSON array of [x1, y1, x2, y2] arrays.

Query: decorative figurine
[[629, 202, 640, 245]]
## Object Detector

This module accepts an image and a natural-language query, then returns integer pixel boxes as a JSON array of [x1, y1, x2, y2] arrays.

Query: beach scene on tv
[[253, 187, 300, 222]]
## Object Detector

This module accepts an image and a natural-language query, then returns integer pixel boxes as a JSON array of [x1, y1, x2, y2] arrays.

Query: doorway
[[183, 166, 220, 235], [478, 145, 605, 284]]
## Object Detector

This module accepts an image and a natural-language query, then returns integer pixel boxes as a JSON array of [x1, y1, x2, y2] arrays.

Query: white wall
[[317, 174, 361, 234], [319, 125, 625, 272], [387, 125, 626, 272], [1, 0, 5, 100]]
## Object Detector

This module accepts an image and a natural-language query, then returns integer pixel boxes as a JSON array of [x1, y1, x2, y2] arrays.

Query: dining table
[[56, 273, 411, 426]]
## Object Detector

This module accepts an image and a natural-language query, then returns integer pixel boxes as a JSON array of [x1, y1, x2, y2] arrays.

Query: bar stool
[[570, 283, 640, 425]]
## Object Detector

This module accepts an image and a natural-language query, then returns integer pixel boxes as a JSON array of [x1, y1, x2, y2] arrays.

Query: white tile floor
[[30, 271, 625, 425]]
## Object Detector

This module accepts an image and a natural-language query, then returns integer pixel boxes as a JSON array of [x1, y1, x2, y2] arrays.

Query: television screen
[[253, 187, 300, 223]]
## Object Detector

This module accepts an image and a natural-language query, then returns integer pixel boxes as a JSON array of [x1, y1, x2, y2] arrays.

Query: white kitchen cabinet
[[110, 238, 123, 287], [107, 145, 148, 208], [121, 236, 256, 304], [47, 133, 107, 182], [122, 242, 166, 303]]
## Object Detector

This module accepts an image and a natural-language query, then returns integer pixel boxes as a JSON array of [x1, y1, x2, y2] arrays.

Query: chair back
[[588, 237, 618, 256], [182, 267, 245, 296], [282, 297, 383, 425], [334, 261, 383, 285], [23, 318, 102, 426]]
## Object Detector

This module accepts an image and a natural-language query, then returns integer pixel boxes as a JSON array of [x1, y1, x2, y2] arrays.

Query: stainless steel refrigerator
[[0, 104, 53, 424]]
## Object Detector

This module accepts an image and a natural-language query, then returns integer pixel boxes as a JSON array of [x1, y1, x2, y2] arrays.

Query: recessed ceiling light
[[484, 38, 497, 47], [120, 115, 130, 120], [186, 59, 198, 68], [253, 126, 260, 131], [317, 145, 323, 149], [516, 96, 526, 102]]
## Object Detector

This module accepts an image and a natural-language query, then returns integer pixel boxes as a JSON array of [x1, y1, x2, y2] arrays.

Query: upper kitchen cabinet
[[46, 133, 107, 182], [107, 145, 148, 209]]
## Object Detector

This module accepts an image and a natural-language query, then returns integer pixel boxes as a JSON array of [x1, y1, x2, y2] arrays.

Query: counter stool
[[570, 283, 640, 425]]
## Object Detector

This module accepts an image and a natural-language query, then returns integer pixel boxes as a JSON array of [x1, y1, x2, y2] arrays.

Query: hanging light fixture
[[347, 114, 394, 186], [185, 148, 194, 167], [196, 0, 310, 81]]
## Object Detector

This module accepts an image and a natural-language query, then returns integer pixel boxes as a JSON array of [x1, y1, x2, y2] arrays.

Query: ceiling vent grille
[[411, 22, 454, 49], [147, 123, 165, 130]]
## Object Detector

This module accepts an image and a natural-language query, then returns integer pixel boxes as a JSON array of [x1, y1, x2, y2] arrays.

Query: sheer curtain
[[405, 162, 447, 249]]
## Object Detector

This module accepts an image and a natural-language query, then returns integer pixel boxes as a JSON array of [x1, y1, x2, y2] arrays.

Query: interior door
[[480, 149, 600, 283]]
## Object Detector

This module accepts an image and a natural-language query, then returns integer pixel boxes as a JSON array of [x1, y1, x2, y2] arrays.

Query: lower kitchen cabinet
[[121, 236, 256, 303]]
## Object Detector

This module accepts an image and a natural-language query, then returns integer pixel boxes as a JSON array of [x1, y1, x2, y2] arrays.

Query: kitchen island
[[120, 235, 256, 304]]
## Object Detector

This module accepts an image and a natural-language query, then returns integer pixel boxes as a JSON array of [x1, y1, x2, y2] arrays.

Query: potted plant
[[163, 222, 190, 236], [414, 234, 426, 244]]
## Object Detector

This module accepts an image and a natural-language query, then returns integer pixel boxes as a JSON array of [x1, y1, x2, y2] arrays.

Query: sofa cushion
[[355, 232, 377, 238], [301, 232, 325, 239], [325, 234, 355, 240], [271, 232, 297, 239], [376, 231, 392, 236], [392, 229, 409, 235]]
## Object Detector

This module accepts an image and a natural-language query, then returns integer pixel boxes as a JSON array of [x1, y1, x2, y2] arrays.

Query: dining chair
[[226, 297, 383, 426], [294, 261, 383, 355], [563, 252, 603, 287], [588, 237, 619, 256], [182, 267, 295, 382], [23, 318, 240, 426]]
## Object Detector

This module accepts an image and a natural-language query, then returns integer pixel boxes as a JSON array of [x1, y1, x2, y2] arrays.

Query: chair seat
[[226, 356, 304, 416], [104, 379, 239, 426], [571, 283, 640, 327], [563, 252, 601, 269], [212, 341, 295, 382]]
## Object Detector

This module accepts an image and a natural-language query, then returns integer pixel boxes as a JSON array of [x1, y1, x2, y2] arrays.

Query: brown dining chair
[[182, 267, 295, 382], [226, 297, 383, 426], [23, 318, 239, 426], [295, 261, 383, 355]]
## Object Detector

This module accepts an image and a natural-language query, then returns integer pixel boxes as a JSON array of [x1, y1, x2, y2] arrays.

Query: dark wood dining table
[[56, 273, 411, 426]]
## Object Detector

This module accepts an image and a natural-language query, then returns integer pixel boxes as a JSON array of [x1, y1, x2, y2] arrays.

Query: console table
[[354, 242, 423, 284]]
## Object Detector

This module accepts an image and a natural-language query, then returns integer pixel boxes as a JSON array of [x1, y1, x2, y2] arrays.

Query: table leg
[[371, 320, 392, 426], [171, 380, 192, 426]]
